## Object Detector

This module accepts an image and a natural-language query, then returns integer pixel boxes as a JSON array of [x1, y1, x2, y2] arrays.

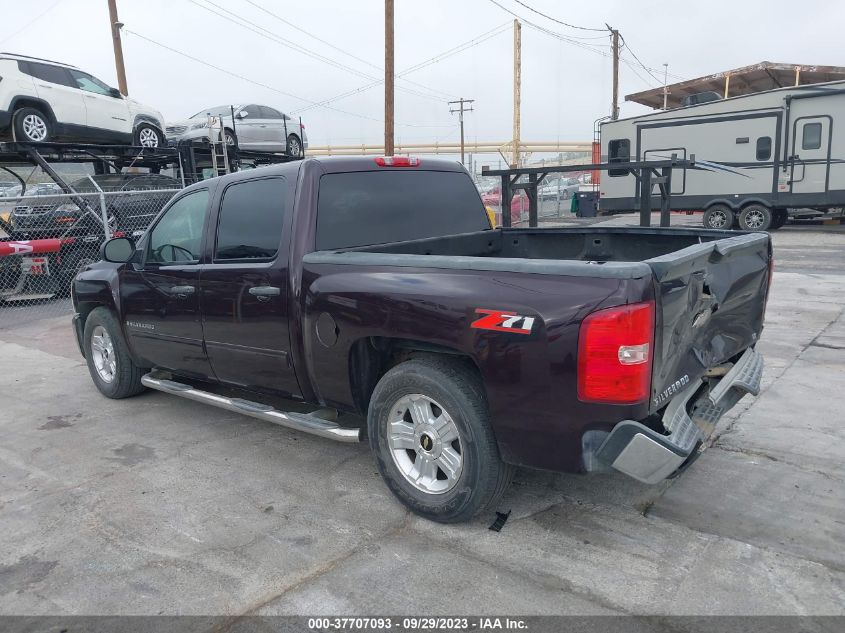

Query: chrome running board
[[141, 372, 361, 443]]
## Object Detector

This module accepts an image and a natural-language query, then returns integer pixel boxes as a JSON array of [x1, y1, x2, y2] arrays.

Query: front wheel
[[368, 357, 514, 523], [134, 124, 164, 148], [83, 307, 146, 399], [738, 204, 772, 231]]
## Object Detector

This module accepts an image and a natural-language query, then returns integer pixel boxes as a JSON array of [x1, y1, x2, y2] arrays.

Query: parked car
[[480, 186, 527, 224], [166, 104, 308, 157], [538, 176, 580, 200], [73, 156, 771, 523], [0, 53, 166, 147], [9, 173, 180, 239]]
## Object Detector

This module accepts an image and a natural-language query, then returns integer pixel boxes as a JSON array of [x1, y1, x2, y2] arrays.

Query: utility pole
[[107, 0, 128, 96], [662, 63, 669, 109], [512, 19, 522, 167], [449, 97, 474, 165], [610, 27, 619, 120], [384, 0, 395, 156]]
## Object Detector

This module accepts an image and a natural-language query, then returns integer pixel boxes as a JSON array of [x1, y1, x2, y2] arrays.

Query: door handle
[[37, 84, 53, 89], [249, 286, 280, 301], [170, 285, 195, 298]]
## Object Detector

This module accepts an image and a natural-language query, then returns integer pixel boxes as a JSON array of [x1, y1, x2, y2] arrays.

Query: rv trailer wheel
[[703, 205, 734, 230], [738, 204, 772, 231]]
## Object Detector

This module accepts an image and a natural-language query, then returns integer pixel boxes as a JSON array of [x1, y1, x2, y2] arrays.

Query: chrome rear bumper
[[592, 348, 763, 484]]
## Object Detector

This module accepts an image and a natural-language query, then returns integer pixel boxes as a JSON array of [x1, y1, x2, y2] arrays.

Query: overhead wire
[[121, 29, 454, 128], [509, 0, 607, 33], [0, 0, 66, 46], [189, 0, 448, 103], [240, 0, 456, 99]]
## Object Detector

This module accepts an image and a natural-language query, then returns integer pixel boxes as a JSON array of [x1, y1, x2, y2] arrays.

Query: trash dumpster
[[576, 191, 598, 218]]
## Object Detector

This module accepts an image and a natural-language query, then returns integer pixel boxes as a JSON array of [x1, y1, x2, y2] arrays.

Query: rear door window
[[756, 136, 772, 161], [316, 170, 490, 250], [802, 122, 822, 150], [214, 178, 287, 261], [27, 62, 74, 87]]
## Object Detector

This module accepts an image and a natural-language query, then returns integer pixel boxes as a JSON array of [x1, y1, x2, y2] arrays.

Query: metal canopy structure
[[481, 155, 695, 228], [627, 62, 845, 110]]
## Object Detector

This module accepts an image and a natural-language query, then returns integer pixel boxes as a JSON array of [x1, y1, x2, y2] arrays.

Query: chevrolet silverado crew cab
[[72, 156, 771, 523]]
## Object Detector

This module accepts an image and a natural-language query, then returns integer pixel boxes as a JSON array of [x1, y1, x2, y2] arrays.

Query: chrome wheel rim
[[387, 394, 463, 494], [708, 209, 728, 228], [288, 136, 301, 156], [225, 132, 236, 145], [22, 114, 47, 141], [90, 325, 117, 383], [745, 209, 765, 229], [138, 128, 159, 147]]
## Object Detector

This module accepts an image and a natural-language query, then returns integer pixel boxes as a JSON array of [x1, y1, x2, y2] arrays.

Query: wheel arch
[[348, 336, 482, 417], [9, 96, 57, 125], [132, 115, 165, 136]]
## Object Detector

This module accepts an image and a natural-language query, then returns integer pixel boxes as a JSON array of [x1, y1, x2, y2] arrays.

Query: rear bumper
[[588, 348, 763, 484]]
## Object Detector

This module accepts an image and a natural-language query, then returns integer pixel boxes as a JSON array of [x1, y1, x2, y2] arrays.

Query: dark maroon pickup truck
[[72, 156, 771, 522]]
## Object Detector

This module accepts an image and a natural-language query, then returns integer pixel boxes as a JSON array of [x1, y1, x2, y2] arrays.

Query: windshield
[[190, 105, 240, 119]]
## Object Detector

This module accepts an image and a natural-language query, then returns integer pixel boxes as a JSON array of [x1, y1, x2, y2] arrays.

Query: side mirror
[[101, 237, 135, 263], [236, 110, 248, 119], [109, 87, 123, 98]]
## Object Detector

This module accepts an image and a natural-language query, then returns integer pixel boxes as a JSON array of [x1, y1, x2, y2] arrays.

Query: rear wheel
[[368, 356, 514, 523], [83, 307, 146, 399], [14, 107, 52, 142], [224, 128, 237, 147], [703, 204, 734, 230], [738, 204, 772, 231], [286, 134, 303, 157]]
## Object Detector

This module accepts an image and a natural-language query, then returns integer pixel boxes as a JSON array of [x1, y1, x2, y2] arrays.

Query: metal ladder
[[207, 115, 231, 178]]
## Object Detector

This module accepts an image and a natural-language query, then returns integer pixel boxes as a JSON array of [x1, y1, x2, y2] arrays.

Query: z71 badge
[[471, 309, 536, 335]]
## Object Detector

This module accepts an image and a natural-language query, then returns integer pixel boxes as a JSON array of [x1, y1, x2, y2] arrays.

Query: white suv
[[0, 53, 166, 147]]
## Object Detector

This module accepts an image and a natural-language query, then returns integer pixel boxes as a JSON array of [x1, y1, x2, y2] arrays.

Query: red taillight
[[112, 231, 126, 238], [374, 156, 420, 167], [577, 301, 655, 404]]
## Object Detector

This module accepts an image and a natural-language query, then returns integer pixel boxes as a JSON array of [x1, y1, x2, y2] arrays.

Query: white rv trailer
[[599, 80, 845, 230]]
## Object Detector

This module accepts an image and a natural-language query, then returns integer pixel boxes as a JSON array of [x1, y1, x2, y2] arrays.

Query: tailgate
[[646, 232, 771, 412]]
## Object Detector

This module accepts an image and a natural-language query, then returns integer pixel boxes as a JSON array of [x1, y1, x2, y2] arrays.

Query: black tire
[[770, 209, 789, 230], [83, 307, 146, 399], [13, 107, 52, 142], [224, 128, 238, 148], [738, 204, 772, 231], [703, 204, 734, 230], [133, 124, 164, 148], [286, 134, 303, 157], [368, 356, 514, 523]]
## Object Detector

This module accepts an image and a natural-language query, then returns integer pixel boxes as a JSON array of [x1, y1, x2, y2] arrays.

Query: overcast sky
[[2, 0, 843, 157]]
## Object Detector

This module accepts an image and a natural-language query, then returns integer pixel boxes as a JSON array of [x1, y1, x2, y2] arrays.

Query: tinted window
[[756, 136, 772, 161], [148, 190, 208, 263], [215, 178, 286, 260], [802, 122, 822, 150], [608, 139, 630, 176], [69, 70, 113, 96], [242, 104, 261, 118], [316, 170, 490, 251], [27, 62, 74, 87], [260, 106, 283, 120]]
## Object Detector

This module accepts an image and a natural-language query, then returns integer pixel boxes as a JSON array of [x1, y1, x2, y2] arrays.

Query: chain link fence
[[1, 178, 181, 325]]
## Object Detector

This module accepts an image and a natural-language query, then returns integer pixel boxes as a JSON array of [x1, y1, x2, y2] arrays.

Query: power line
[[0, 0, 65, 46], [291, 22, 511, 115], [510, 0, 606, 32], [241, 0, 455, 99], [189, 0, 448, 104], [619, 36, 663, 85], [122, 29, 453, 128]]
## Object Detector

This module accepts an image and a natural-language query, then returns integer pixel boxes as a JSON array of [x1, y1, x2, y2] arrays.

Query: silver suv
[[0, 53, 166, 147], [166, 104, 308, 156]]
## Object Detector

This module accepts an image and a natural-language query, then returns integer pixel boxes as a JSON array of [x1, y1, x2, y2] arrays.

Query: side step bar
[[141, 373, 361, 443]]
